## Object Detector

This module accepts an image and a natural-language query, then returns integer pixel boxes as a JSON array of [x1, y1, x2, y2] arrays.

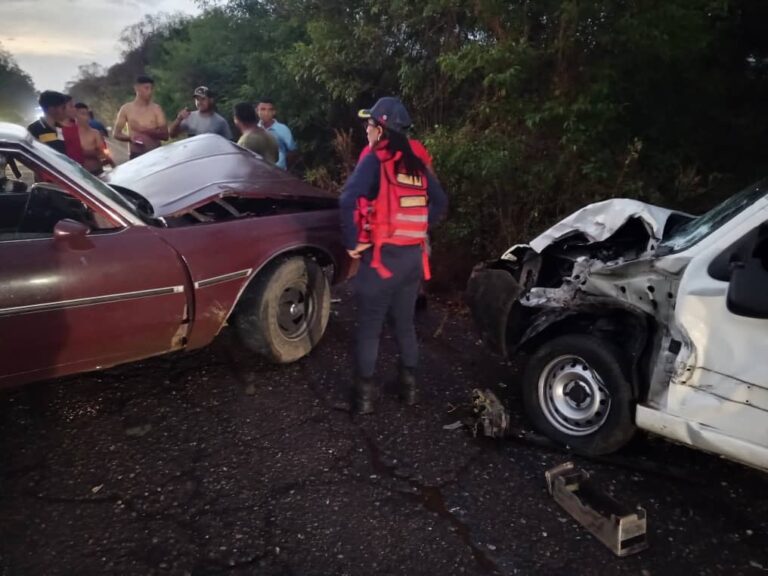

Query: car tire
[[521, 334, 635, 456], [234, 257, 330, 363]]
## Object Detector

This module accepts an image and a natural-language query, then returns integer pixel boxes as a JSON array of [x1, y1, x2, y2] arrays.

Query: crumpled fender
[[517, 300, 651, 398]]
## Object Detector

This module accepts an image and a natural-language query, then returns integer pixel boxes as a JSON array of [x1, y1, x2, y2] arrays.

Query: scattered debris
[[124, 424, 152, 437], [545, 461, 648, 557], [432, 311, 450, 338], [442, 389, 510, 438], [471, 388, 510, 438]]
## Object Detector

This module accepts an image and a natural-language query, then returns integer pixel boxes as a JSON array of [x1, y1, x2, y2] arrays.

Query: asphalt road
[[1, 288, 767, 576]]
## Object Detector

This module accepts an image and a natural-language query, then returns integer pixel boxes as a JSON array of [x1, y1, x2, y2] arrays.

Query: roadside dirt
[[1, 288, 767, 575]]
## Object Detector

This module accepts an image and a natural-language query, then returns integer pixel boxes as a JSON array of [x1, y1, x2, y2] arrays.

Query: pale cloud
[[0, 0, 200, 91], [3, 35, 103, 57]]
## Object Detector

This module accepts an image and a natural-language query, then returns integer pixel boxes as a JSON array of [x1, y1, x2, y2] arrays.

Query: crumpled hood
[[106, 134, 333, 217], [530, 198, 686, 253]]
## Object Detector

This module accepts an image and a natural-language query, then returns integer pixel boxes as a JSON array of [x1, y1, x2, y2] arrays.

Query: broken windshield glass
[[658, 179, 768, 253]]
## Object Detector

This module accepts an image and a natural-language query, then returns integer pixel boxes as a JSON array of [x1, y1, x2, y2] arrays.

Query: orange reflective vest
[[356, 147, 431, 280]]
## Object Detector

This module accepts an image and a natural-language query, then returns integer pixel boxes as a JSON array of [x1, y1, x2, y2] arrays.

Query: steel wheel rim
[[537, 354, 610, 436], [277, 282, 314, 340]]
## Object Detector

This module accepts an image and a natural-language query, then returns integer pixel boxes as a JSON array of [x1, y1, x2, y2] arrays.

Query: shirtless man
[[75, 103, 114, 175], [113, 75, 169, 159]]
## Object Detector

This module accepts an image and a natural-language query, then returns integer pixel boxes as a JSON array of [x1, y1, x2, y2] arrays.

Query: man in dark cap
[[170, 86, 232, 140]]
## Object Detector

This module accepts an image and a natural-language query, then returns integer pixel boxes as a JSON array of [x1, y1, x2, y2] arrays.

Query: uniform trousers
[[355, 244, 423, 378]]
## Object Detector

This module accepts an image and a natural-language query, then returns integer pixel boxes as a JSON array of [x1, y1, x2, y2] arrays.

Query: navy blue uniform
[[339, 153, 448, 378]]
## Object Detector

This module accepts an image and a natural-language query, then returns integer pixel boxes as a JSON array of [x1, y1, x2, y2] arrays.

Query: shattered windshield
[[659, 179, 768, 253]]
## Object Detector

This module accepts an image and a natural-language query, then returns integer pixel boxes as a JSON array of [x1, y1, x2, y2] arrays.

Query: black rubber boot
[[399, 368, 418, 406], [354, 377, 376, 415]]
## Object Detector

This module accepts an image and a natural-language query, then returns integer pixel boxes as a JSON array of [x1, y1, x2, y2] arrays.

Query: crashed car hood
[[105, 134, 333, 217], [530, 198, 686, 253]]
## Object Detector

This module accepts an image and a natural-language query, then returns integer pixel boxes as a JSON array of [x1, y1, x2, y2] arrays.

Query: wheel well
[[259, 246, 336, 281], [229, 246, 336, 321], [517, 309, 653, 398]]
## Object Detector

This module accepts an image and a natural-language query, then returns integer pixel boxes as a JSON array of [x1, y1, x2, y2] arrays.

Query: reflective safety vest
[[356, 147, 431, 280]]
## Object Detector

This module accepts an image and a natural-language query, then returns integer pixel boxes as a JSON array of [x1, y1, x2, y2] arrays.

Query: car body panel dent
[[106, 135, 334, 217], [529, 198, 687, 253], [636, 405, 768, 471], [0, 123, 348, 388], [468, 183, 768, 469]]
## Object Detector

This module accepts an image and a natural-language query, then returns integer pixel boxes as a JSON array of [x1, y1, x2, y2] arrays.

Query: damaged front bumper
[[465, 262, 524, 357]]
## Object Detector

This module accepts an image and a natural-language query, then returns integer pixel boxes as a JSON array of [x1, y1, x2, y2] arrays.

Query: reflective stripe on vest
[[392, 229, 428, 238], [395, 214, 428, 223]]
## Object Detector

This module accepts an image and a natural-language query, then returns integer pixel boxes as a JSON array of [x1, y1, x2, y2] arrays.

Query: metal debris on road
[[124, 424, 152, 437], [443, 388, 510, 438], [545, 461, 648, 557], [471, 388, 510, 438]]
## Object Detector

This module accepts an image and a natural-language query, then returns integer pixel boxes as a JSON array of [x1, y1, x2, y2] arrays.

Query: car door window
[[0, 151, 118, 241]]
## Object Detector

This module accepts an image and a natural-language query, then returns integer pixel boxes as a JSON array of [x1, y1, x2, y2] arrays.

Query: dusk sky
[[0, 0, 201, 92]]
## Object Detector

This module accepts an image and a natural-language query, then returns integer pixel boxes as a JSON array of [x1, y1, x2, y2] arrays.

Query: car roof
[[0, 122, 35, 145]]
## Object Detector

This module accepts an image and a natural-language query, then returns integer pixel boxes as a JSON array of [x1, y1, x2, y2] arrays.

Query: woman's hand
[[347, 243, 372, 259]]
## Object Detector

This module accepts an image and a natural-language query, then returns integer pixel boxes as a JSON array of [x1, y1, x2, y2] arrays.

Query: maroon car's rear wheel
[[233, 257, 330, 363]]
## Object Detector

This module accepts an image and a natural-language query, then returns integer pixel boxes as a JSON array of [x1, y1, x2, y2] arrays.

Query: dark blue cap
[[358, 97, 412, 132]]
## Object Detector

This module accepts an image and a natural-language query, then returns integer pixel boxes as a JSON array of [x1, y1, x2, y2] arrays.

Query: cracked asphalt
[[2, 287, 768, 576]]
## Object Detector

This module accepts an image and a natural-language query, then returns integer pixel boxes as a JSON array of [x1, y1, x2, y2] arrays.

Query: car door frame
[[0, 143, 192, 387]]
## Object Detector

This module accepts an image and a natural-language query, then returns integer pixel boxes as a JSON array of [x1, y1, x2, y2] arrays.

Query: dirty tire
[[234, 257, 330, 363], [522, 334, 635, 456]]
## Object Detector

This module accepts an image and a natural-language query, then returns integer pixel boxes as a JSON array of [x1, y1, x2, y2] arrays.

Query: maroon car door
[[0, 225, 190, 387]]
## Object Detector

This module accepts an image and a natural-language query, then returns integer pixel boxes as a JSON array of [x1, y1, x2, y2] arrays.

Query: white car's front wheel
[[522, 334, 636, 456]]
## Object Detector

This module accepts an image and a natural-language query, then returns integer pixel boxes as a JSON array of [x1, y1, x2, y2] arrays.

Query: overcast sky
[[1, 0, 201, 92]]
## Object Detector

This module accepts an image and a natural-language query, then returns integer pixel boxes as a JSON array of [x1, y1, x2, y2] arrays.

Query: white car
[[467, 181, 768, 470]]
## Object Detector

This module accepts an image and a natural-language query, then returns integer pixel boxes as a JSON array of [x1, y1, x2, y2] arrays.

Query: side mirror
[[726, 228, 768, 318], [54, 218, 90, 240]]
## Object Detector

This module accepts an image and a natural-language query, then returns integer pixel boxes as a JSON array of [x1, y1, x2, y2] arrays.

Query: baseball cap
[[194, 86, 213, 99], [358, 97, 412, 132]]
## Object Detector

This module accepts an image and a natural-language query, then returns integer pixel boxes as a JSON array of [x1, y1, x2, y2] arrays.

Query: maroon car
[[0, 123, 350, 388]]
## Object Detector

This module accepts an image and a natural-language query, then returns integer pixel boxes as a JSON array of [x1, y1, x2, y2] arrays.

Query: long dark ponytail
[[384, 129, 425, 177]]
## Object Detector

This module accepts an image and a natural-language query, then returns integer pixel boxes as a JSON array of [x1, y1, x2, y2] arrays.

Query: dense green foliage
[[64, 0, 768, 279], [0, 44, 36, 124]]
